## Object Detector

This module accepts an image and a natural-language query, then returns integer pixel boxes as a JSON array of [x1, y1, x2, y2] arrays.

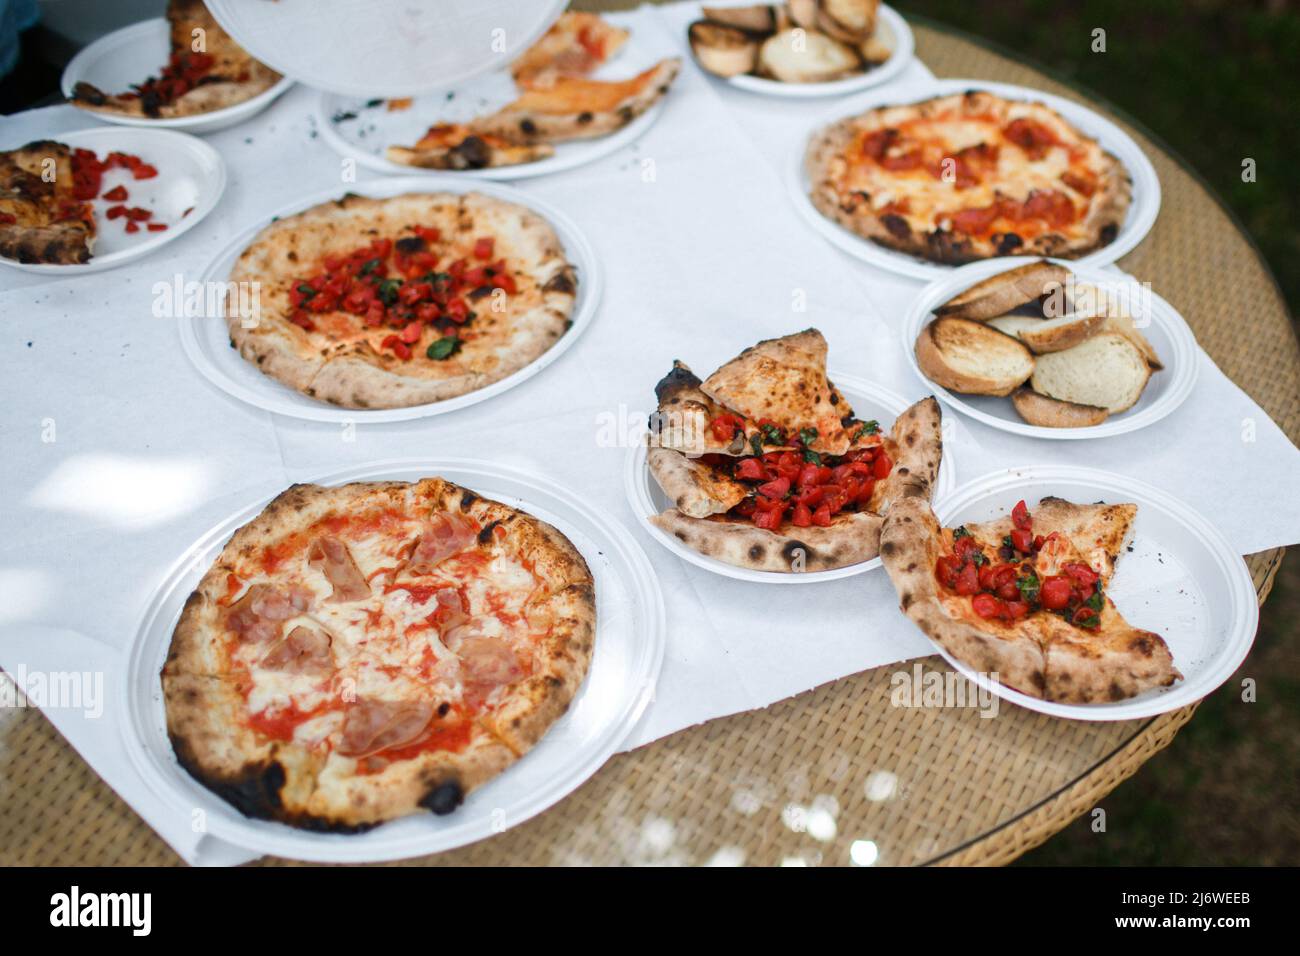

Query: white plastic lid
[[203, 0, 567, 98]]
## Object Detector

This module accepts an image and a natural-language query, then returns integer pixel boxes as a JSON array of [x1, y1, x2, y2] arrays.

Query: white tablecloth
[[2, 3, 1298, 864]]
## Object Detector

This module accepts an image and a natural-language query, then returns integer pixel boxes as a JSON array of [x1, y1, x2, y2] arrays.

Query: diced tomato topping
[[146, 222, 168, 232], [792, 503, 812, 528], [757, 476, 790, 500], [1011, 500, 1031, 530], [1010, 528, 1034, 553], [1040, 576, 1073, 611], [954, 562, 980, 596], [971, 594, 1003, 620], [473, 237, 495, 260], [102, 185, 129, 202]]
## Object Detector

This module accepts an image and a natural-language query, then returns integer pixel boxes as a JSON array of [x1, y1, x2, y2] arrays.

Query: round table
[[2, 20, 1296, 867]]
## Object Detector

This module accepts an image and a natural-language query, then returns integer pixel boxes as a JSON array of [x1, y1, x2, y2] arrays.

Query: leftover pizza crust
[[227, 191, 577, 409], [806, 90, 1131, 264], [162, 477, 596, 830]]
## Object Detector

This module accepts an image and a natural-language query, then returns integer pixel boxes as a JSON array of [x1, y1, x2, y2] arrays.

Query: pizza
[[70, 0, 281, 119], [646, 329, 944, 573], [0, 141, 96, 264], [806, 90, 1132, 264], [880, 493, 1180, 703], [227, 191, 578, 409], [385, 11, 680, 171], [162, 477, 596, 831]]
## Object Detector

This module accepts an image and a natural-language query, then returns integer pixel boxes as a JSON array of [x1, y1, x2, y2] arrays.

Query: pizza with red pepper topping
[[70, 0, 280, 119], [646, 329, 944, 573], [162, 477, 595, 831], [227, 191, 577, 409], [0, 141, 97, 264], [806, 90, 1131, 265], [880, 493, 1180, 703]]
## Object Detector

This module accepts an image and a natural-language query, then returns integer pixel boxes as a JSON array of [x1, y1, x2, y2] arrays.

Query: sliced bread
[[1030, 332, 1151, 413], [915, 317, 1035, 396], [988, 312, 1106, 354], [1011, 387, 1109, 428], [935, 260, 1071, 321]]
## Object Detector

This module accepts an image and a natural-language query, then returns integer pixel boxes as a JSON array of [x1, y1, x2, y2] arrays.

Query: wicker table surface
[[2, 18, 1296, 867]]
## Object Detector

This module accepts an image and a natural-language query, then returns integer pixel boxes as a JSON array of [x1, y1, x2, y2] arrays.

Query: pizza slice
[[646, 329, 944, 573], [880, 493, 1180, 703], [0, 141, 96, 265], [510, 11, 630, 88], [70, 0, 280, 119], [385, 125, 556, 171]]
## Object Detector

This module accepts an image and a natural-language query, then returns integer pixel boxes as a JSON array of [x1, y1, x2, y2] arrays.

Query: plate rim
[[119, 456, 667, 863], [901, 256, 1200, 439], [314, 88, 666, 181], [59, 17, 295, 131], [626, 373, 956, 584], [722, 4, 915, 99], [179, 175, 603, 422], [0, 126, 227, 275], [787, 77, 1162, 280], [926, 463, 1258, 721]]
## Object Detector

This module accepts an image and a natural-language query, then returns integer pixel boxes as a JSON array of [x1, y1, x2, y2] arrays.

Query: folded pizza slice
[[0, 140, 96, 265], [510, 11, 630, 88], [880, 493, 1180, 703], [385, 125, 556, 171]]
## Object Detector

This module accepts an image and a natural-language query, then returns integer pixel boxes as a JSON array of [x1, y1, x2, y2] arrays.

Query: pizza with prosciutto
[[227, 191, 577, 409], [806, 90, 1131, 264], [646, 329, 944, 573], [880, 492, 1180, 703], [162, 477, 596, 831]]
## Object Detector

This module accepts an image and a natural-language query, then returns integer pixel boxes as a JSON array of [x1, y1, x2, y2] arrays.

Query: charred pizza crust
[[805, 90, 1131, 265], [163, 478, 596, 831], [879, 493, 1180, 703], [70, 0, 280, 119], [227, 191, 577, 409], [0, 141, 95, 265]]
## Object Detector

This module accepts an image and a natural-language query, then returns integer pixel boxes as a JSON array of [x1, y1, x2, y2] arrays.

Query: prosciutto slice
[[225, 584, 308, 644], [401, 512, 478, 575], [307, 537, 371, 603], [336, 699, 434, 758], [457, 637, 523, 689], [260, 625, 333, 676]]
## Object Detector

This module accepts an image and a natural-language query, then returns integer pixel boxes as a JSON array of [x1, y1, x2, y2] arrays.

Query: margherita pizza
[[806, 90, 1132, 264], [880, 493, 1180, 703], [70, 0, 281, 119], [227, 191, 577, 409], [646, 329, 943, 572], [162, 477, 596, 831]]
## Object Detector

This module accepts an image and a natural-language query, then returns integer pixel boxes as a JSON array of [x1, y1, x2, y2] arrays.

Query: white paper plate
[[788, 79, 1162, 280], [0, 127, 224, 276], [722, 4, 914, 98], [60, 18, 294, 134], [180, 176, 601, 423], [929, 465, 1257, 720], [315, 24, 669, 182], [120, 458, 665, 864], [627, 375, 956, 583], [903, 258, 1199, 439], [205, 0, 566, 99]]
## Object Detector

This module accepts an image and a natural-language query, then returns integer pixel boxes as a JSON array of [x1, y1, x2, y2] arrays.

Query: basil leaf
[[799, 427, 819, 446], [855, 420, 880, 440], [359, 258, 382, 275], [296, 283, 316, 298], [953, 526, 972, 540], [802, 449, 822, 465], [426, 336, 461, 360], [1016, 570, 1040, 604], [376, 278, 402, 305], [750, 434, 764, 456]]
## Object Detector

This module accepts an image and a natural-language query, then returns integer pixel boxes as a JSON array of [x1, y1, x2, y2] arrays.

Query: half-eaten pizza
[[70, 0, 281, 119], [806, 90, 1132, 264], [880, 492, 1180, 703], [227, 191, 577, 409], [0, 141, 97, 264], [385, 12, 680, 171], [162, 477, 596, 831], [646, 329, 943, 573]]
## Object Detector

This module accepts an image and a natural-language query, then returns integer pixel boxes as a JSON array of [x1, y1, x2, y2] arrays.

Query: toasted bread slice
[[1102, 314, 1163, 370], [1067, 280, 1164, 370], [915, 317, 1035, 396], [1030, 333, 1151, 413], [1011, 387, 1109, 428], [936, 260, 1071, 321], [988, 312, 1105, 354], [689, 20, 760, 77], [758, 28, 859, 82], [701, 5, 777, 33]]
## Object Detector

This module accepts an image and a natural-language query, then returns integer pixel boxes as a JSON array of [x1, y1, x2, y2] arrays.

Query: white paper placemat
[[2, 3, 1299, 864]]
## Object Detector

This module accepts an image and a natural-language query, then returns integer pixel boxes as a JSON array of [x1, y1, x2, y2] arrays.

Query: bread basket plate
[[626, 375, 955, 584], [720, 4, 914, 98], [902, 257, 1198, 439], [0, 126, 225, 275], [788, 78, 1161, 280], [179, 176, 601, 423], [120, 457, 665, 863], [928, 465, 1257, 720], [60, 18, 294, 134]]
